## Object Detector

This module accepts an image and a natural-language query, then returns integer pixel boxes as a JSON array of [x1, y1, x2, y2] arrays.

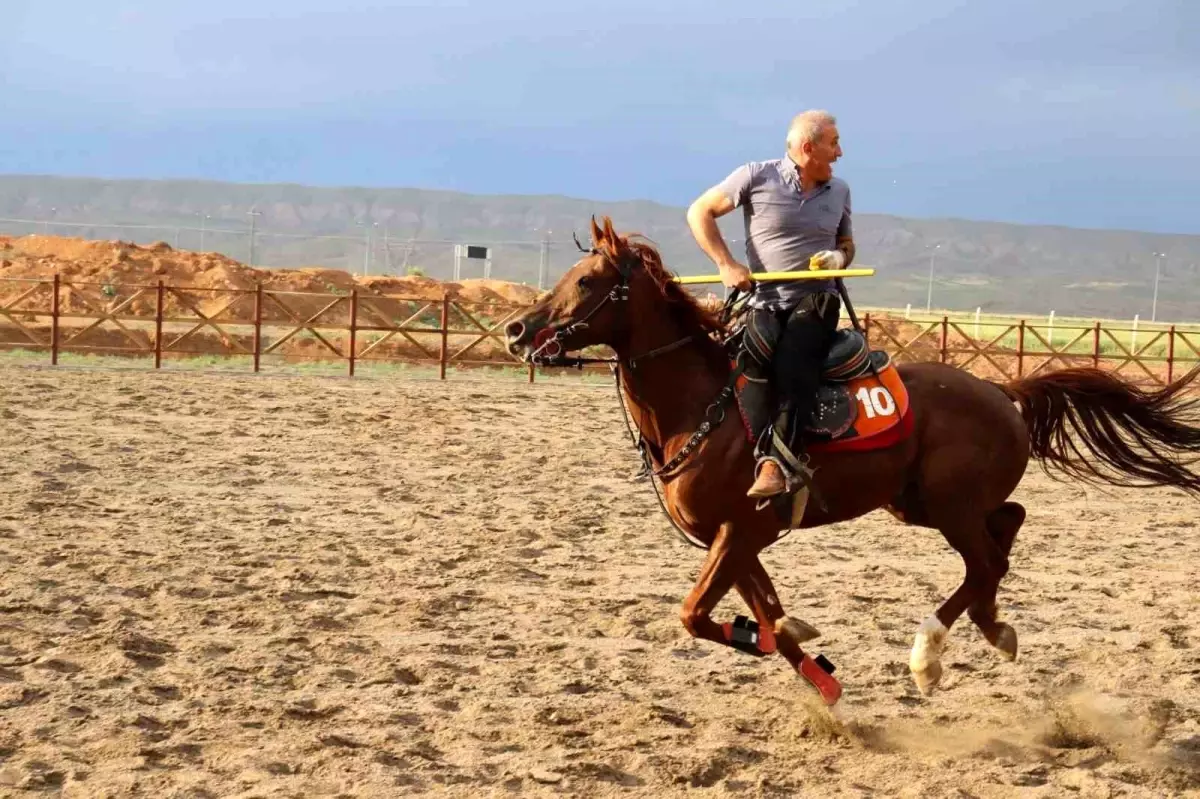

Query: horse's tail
[[996, 366, 1200, 496]]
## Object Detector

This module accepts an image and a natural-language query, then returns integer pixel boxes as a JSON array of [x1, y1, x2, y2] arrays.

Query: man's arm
[[810, 185, 855, 271], [836, 185, 855, 267], [686, 164, 755, 290], [686, 187, 740, 270]]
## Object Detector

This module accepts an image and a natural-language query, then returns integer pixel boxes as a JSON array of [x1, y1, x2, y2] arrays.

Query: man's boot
[[747, 402, 808, 500], [747, 457, 787, 498]]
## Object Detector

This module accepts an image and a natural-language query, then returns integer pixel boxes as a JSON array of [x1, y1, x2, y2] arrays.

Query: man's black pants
[[755, 291, 842, 458]]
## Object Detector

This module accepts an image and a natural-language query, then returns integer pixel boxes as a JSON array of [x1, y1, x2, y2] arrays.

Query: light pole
[[197, 213, 210, 251], [534, 227, 552, 290], [247, 208, 262, 267], [1151, 251, 1164, 322], [925, 243, 941, 312]]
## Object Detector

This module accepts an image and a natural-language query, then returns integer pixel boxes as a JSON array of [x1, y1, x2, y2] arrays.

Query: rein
[[527, 241, 752, 549]]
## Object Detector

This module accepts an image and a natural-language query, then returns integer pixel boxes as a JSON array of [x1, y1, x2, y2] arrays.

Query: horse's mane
[[589, 216, 725, 337]]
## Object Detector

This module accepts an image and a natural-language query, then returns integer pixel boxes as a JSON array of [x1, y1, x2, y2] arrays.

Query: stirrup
[[753, 455, 795, 486], [752, 455, 807, 511]]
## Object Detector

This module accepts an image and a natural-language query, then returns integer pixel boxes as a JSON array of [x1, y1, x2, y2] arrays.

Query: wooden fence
[[861, 314, 1199, 387], [0, 275, 549, 380], [1, 275, 1197, 386]]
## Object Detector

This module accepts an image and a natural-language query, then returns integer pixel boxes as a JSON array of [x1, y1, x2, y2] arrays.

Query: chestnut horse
[[504, 217, 1200, 706]]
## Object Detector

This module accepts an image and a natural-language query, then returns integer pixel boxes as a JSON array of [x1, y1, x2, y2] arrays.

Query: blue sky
[[2, 0, 1197, 233]]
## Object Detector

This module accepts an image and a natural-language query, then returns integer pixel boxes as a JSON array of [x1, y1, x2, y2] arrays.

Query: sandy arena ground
[[1, 363, 1198, 798]]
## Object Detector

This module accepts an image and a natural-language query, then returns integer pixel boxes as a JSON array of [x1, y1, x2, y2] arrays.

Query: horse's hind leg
[[910, 513, 1008, 696], [967, 501, 1025, 661]]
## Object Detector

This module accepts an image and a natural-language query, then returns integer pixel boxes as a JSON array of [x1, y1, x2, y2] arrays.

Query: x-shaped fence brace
[[1174, 330, 1200, 363], [445, 300, 526, 364], [865, 319, 942, 363], [355, 297, 440, 360], [261, 292, 348, 358], [945, 321, 1020, 380], [59, 283, 152, 351], [0, 282, 52, 345], [1098, 327, 1169, 386], [161, 288, 255, 355], [1021, 325, 1097, 378]]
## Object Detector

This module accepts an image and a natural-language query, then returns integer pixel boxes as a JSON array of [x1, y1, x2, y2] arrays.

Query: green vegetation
[[861, 307, 1200, 361], [0, 346, 615, 384]]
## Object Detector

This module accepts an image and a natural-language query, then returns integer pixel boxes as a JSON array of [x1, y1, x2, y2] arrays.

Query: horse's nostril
[[505, 321, 526, 342]]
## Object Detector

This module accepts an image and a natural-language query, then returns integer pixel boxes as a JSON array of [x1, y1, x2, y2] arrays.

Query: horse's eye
[[577, 276, 592, 290]]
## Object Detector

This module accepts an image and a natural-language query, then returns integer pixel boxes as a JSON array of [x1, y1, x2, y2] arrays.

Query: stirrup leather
[[752, 424, 818, 511]]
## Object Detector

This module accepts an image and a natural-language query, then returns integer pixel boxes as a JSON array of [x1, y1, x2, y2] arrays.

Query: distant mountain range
[[1, 174, 1197, 320]]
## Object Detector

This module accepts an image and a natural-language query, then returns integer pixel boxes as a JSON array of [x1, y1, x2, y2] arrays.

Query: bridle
[[527, 232, 749, 372], [522, 234, 753, 549], [525, 232, 702, 371]]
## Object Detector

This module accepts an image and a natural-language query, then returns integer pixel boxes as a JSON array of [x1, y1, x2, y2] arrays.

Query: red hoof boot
[[798, 653, 842, 705]]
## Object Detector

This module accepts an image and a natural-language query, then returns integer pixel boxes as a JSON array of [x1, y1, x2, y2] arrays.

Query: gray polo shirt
[[716, 157, 852, 311]]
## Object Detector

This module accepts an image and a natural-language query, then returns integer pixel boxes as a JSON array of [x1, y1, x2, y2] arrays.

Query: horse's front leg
[[734, 556, 843, 706], [678, 522, 745, 646]]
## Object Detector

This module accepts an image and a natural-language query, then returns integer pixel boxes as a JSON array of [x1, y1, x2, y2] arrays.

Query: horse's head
[[505, 216, 722, 364]]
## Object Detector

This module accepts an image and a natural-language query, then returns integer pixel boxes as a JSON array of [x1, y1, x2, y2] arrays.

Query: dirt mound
[[456, 278, 540, 306], [0, 235, 547, 365], [0, 234, 540, 306], [0, 234, 546, 323]]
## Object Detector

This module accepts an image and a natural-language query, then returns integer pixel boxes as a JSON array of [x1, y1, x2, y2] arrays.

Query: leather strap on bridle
[[530, 237, 752, 549]]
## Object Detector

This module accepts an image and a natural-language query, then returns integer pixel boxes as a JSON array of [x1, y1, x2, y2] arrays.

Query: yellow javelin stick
[[674, 267, 875, 285]]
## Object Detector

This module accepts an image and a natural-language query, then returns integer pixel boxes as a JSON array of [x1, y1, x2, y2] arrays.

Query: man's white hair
[[786, 110, 836, 149]]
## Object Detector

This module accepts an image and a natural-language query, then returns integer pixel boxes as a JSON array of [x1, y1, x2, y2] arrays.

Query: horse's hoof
[[908, 615, 947, 696], [994, 624, 1018, 661], [911, 661, 943, 696], [775, 615, 820, 645]]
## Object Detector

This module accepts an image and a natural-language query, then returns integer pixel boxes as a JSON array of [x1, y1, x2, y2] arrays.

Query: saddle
[[733, 318, 885, 444]]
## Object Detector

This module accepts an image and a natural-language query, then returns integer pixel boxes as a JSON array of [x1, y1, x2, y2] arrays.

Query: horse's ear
[[589, 216, 602, 248], [602, 216, 623, 255]]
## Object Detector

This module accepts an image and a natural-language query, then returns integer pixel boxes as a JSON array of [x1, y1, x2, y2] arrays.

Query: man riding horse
[[686, 109, 855, 502]]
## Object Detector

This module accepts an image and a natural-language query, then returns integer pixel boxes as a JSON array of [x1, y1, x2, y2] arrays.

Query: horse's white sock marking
[[909, 615, 948, 674]]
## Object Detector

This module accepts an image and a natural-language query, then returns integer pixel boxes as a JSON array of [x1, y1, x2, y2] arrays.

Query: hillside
[[1, 174, 1198, 320]]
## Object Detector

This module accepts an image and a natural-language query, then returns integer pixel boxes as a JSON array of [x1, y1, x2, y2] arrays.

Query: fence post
[[1017, 320, 1025, 376], [348, 290, 358, 377], [940, 316, 949, 364], [1092, 321, 1101, 368], [50, 274, 60, 366], [1167, 324, 1176, 384], [528, 363, 535, 383], [439, 292, 449, 380], [154, 280, 165, 369], [253, 283, 263, 373], [863, 312, 871, 347]]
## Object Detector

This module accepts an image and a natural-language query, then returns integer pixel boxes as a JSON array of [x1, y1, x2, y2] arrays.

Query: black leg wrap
[[725, 615, 766, 656]]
